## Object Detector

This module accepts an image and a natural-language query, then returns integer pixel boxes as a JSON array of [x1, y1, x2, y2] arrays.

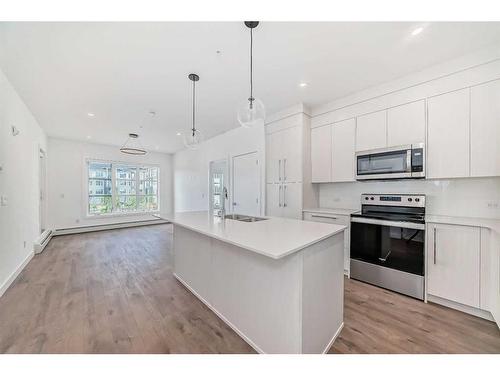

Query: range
[[350, 193, 426, 300]]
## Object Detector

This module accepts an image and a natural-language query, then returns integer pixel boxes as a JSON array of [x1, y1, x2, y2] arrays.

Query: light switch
[[0, 196, 7, 206]]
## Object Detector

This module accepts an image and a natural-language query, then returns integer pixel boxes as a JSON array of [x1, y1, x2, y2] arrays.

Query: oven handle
[[351, 216, 425, 230]]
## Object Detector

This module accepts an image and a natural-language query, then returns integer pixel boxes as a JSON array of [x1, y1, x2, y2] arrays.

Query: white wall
[[310, 44, 500, 220], [0, 67, 47, 295], [47, 138, 173, 229], [174, 124, 265, 214]]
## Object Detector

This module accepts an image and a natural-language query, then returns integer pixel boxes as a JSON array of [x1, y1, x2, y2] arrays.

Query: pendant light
[[184, 73, 204, 149], [237, 21, 265, 128], [120, 133, 147, 155]]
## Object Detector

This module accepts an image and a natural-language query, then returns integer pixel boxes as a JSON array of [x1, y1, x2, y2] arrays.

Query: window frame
[[85, 158, 161, 218]]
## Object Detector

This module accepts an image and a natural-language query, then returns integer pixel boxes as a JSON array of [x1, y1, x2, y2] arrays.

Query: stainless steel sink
[[224, 214, 268, 222]]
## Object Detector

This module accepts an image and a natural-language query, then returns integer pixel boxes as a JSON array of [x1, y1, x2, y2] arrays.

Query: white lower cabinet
[[303, 211, 351, 275], [266, 183, 303, 220], [426, 223, 481, 308]]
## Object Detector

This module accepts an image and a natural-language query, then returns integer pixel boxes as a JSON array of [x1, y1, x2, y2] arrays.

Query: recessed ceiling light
[[411, 27, 424, 36], [299, 82, 308, 88], [86, 135, 92, 140], [176, 132, 181, 136], [87, 112, 95, 117]]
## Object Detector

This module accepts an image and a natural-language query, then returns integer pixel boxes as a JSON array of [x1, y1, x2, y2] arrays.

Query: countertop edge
[[157, 214, 347, 260]]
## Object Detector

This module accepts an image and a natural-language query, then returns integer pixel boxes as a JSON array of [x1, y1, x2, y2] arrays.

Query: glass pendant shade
[[237, 97, 265, 128], [183, 129, 204, 150]]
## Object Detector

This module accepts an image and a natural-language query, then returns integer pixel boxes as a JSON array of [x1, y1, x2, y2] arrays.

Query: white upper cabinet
[[311, 125, 332, 183], [332, 118, 356, 182], [387, 100, 426, 146], [355, 110, 387, 151], [427, 223, 480, 308], [470, 79, 500, 177], [427, 89, 470, 179]]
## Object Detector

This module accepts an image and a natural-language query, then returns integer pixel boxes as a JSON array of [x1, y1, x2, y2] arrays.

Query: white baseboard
[[0, 251, 34, 298], [53, 218, 169, 236], [173, 273, 265, 354], [322, 322, 344, 354], [427, 294, 494, 322]]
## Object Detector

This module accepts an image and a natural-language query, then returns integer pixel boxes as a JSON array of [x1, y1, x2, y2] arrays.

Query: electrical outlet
[[0, 195, 7, 206], [487, 201, 500, 209], [23, 241, 26, 248]]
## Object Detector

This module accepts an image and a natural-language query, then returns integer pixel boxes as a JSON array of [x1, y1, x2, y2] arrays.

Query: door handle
[[278, 159, 281, 181], [283, 185, 287, 207], [278, 185, 282, 207], [283, 158, 287, 181], [433, 227, 437, 265]]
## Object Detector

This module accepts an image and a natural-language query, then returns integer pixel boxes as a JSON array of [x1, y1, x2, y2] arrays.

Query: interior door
[[232, 152, 260, 216], [39, 148, 47, 233]]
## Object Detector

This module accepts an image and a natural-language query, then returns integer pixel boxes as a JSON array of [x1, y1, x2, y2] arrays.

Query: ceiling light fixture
[[237, 21, 265, 128], [299, 82, 308, 88], [176, 132, 181, 136], [87, 112, 95, 117], [183, 73, 204, 150], [120, 133, 147, 155], [411, 27, 424, 36]]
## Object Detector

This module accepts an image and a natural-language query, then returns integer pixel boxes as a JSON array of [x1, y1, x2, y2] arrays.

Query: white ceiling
[[1, 22, 500, 153]]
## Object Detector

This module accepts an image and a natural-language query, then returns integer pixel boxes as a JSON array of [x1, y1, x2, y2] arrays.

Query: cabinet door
[[281, 183, 303, 219], [427, 89, 470, 179], [332, 118, 356, 182], [355, 110, 387, 151], [427, 223, 480, 308], [311, 125, 332, 182], [266, 132, 282, 183], [470, 80, 500, 177], [266, 183, 282, 217], [387, 100, 425, 146], [281, 126, 302, 183]]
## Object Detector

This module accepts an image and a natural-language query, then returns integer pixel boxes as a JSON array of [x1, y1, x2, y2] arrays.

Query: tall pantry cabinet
[[266, 105, 316, 219]]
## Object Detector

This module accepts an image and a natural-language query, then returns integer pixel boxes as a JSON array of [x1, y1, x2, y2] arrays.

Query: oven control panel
[[361, 194, 425, 207]]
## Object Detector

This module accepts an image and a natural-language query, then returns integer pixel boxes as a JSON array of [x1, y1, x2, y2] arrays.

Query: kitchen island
[[157, 211, 346, 354]]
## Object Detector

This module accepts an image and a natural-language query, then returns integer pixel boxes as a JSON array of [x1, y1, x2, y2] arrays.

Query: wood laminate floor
[[0, 224, 499, 354]]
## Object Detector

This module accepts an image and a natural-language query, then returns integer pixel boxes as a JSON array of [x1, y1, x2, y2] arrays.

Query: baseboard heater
[[34, 229, 53, 254], [53, 218, 169, 236], [34, 218, 169, 254]]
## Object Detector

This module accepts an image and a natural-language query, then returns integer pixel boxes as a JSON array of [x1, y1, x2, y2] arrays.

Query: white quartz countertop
[[303, 207, 359, 216], [156, 211, 346, 260], [425, 214, 500, 233]]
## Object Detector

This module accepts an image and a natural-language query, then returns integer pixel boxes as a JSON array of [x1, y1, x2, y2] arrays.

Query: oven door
[[356, 146, 412, 180], [350, 217, 425, 276]]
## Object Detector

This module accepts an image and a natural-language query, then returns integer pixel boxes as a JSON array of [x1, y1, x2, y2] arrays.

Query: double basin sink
[[224, 214, 268, 222]]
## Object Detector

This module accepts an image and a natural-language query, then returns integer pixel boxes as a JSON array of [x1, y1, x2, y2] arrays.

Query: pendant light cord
[[192, 78, 196, 136], [250, 27, 253, 101]]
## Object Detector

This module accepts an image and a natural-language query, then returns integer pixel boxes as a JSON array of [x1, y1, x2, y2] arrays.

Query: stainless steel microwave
[[355, 143, 425, 180]]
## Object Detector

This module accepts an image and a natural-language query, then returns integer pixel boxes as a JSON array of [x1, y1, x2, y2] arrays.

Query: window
[[87, 161, 159, 216]]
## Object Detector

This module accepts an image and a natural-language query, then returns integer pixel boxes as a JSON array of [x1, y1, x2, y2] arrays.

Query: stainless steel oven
[[356, 143, 425, 180], [350, 194, 426, 300]]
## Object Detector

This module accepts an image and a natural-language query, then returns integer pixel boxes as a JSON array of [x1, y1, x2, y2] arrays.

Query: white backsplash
[[318, 177, 500, 219]]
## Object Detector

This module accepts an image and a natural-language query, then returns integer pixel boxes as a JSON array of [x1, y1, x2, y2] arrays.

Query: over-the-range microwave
[[355, 143, 425, 180]]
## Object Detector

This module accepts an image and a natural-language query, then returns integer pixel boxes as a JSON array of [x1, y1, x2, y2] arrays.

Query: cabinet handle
[[283, 185, 287, 207], [278, 185, 282, 207], [433, 227, 437, 265], [278, 159, 282, 181], [283, 158, 287, 181], [311, 214, 338, 220]]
